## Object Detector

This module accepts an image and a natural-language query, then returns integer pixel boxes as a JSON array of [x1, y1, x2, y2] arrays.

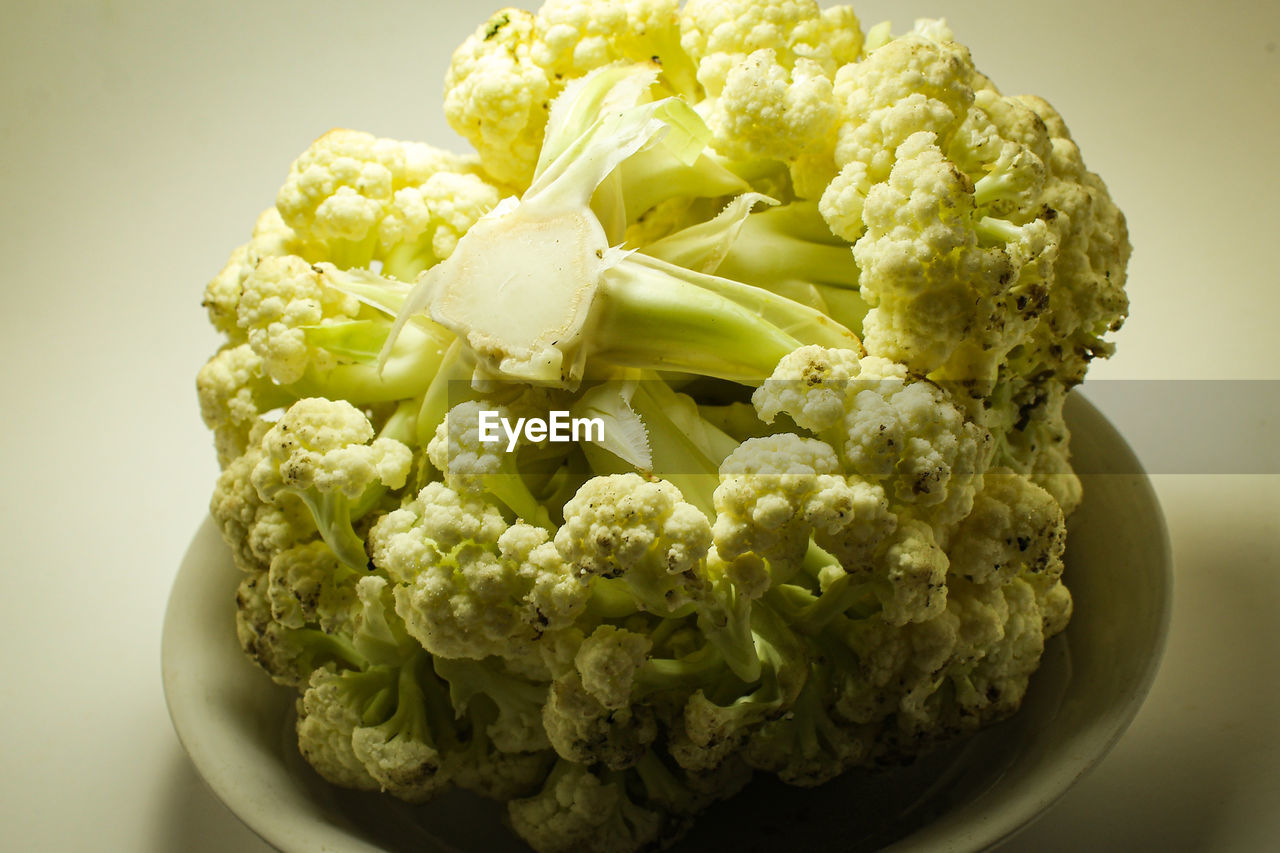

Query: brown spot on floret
[[483, 13, 509, 40], [394, 758, 441, 788]]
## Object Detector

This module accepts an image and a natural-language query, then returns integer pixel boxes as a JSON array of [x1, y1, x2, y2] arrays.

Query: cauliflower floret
[[1029, 571, 1074, 638], [375, 169, 503, 276], [295, 667, 385, 793], [948, 468, 1067, 587], [196, 343, 293, 467], [533, 0, 696, 95], [449, 736, 554, 802], [370, 481, 587, 662], [202, 207, 299, 340], [754, 346, 992, 530], [832, 606, 959, 729], [986, 373, 1084, 512], [542, 669, 658, 770], [667, 689, 751, 773], [289, 577, 460, 803], [813, 24, 1126, 401], [507, 762, 665, 853], [234, 570, 319, 686], [232, 254, 447, 405], [555, 473, 713, 616], [751, 344, 864, 430], [370, 481, 505, 584], [678, 0, 863, 97], [575, 624, 653, 711], [842, 366, 978, 504], [348, 665, 450, 803], [299, 654, 453, 804], [707, 50, 838, 198], [538, 627, 668, 771], [818, 26, 974, 240], [829, 27, 974, 186], [446, 1, 700, 190], [230, 256, 445, 409], [239, 550, 409, 689], [251, 397, 412, 570], [873, 518, 950, 626], [444, 10, 552, 188], [852, 132, 1034, 385], [266, 539, 360, 633], [275, 129, 499, 277], [252, 397, 411, 498], [277, 129, 432, 241], [949, 87, 1053, 220], [235, 255, 362, 385], [814, 26, 1077, 399], [741, 666, 873, 786], [941, 577, 1055, 735], [712, 433, 879, 597], [1021, 125, 1131, 386], [676, 0, 862, 198], [209, 422, 314, 574], [832, 535, 1070, 756], [817, 158, 872, 243]]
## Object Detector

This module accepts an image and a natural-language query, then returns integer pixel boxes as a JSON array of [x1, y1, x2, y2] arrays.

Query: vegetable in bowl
[[194, 1, 1130, 851]]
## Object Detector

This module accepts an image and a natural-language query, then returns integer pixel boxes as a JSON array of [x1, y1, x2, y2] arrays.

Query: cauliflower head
[[194, 3, 1130, 852]]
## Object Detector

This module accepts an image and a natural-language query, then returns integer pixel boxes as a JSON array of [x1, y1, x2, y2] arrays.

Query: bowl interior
[[162, 391, 1171, 852]]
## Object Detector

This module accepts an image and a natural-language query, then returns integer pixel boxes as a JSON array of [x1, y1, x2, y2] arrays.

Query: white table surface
[[2, 1, 1276, 850]]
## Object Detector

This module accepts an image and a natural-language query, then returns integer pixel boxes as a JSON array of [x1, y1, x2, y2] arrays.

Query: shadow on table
[[151, 744, 275, 853], [999, 475, 1280, 851]]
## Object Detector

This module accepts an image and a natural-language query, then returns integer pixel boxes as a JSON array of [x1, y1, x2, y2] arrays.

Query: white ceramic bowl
[[162, 392, 1172, 852]]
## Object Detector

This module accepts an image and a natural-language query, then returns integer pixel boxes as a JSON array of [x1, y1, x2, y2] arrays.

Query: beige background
[[1, 0, 1275, 849]]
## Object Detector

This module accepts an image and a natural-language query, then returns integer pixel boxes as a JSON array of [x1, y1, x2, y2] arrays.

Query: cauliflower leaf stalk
[[385, 63, 860, 390]]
